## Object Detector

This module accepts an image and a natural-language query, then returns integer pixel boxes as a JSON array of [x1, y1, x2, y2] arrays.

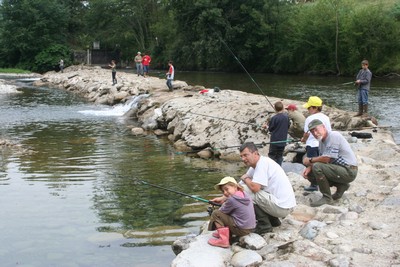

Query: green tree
[[0, 0, 69, 70], [169, 0, 290, 72], [83, 0, 162, 65], [340, 4, 400, 74]]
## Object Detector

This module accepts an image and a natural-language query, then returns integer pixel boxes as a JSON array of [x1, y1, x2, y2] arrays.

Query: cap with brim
[[137, 52, 141, 54], [308, 119, 324, 130], [214, 177, 237, 190], [303, 96, 322, 109], [286, 104, 297, 110]]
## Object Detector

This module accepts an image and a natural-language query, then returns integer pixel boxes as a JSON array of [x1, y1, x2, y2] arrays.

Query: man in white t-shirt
[[210, 142, 296, 234], [301, 96, 331, 192], [239, 142, 296, 234]]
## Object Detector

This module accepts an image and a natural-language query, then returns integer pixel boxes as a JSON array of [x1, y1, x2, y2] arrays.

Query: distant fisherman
[[354, 59, 372, 117], [166, 60, 174, 91]]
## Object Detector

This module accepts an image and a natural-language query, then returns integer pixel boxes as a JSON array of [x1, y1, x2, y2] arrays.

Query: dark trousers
[[268, 144, 285, 166]]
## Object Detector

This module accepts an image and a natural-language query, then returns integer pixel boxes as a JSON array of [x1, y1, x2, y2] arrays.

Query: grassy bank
[[0, 68, 31, 74]]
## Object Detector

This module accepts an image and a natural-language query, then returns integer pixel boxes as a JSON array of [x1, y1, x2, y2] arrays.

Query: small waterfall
[[0, 80, 20, 94], [79, 94, 149, 117]]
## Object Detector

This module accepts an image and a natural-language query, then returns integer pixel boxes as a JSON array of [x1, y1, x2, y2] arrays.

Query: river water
[[0, 72, 399, 266]]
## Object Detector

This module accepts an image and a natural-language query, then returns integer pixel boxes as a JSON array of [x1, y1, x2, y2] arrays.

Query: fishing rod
[[140, 180, 221, 207], [339, 81, 355, 86], [186, 111, 262, 128], [212, 139, 300, 150], [173, 139, 300, 155], [214, 31, 275, 111]]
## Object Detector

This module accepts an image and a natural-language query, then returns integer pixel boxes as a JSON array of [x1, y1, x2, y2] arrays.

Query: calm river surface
[[0, 72, 399, 266]]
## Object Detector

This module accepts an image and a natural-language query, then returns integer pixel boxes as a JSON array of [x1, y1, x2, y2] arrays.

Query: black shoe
[[268, 215, 281, 227], [304, 185, 318, 192], [254, 226, 273, 235]]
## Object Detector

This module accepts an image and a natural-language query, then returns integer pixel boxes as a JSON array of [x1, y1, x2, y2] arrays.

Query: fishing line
[[212, 139, 300, 151], [186, 111, 262, 128], [216, 35, 275, 110], [140, 180, 221, 206], [173, 139, 300, 154]]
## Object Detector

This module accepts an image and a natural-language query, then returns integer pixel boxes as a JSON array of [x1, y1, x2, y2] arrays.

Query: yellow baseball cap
[[303, 96, 322, 109], [214, 177, 237, 190]]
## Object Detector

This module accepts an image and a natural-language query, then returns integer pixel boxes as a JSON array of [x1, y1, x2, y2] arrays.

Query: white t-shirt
[[245, 156, 296, 209], [304, 112, 331, 148]]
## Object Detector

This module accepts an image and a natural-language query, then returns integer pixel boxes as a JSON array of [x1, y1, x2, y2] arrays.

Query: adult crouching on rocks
[[302, 119, 358, 207], [238, 142, 296, 234]]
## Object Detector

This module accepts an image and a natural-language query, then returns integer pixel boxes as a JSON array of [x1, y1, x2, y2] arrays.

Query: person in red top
[[142, 52, 151, 77], [166, 61, 174, 91]]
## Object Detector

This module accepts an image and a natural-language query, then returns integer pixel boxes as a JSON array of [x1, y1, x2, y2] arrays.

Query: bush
[[33, 44, 71, 73]]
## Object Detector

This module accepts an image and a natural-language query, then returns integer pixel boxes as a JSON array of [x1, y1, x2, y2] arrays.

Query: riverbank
[[36, 65, 375, 161], [35, 66, 400, 266]]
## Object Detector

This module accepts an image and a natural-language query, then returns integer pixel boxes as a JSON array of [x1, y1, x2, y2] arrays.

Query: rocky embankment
[[37, 65, 374, 161], [35, 66, 400, 266]]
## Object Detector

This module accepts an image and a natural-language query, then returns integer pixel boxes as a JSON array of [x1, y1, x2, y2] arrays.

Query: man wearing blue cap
[[302, 119, 358, 207]]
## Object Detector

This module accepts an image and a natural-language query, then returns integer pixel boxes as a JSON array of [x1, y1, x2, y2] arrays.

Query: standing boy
[[355, 59, 372, 116], [266, 101, 290, 166]]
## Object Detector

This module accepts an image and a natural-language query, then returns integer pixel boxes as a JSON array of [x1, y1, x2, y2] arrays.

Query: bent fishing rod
[[140, 180, 221, 207], [186, 111, 262, 128], [216, 35, 275, 111]]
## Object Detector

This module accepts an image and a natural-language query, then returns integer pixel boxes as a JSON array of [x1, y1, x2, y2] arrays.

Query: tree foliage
[[0, 0, 69, 70], [0, 0, 399, 75]]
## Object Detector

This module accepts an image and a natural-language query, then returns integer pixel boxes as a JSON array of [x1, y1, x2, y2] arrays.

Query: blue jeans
[[306, 146, 319, 158], [167, 79, 173, 90], [136, 63, 142, 75], [358, 89, 369, 105]]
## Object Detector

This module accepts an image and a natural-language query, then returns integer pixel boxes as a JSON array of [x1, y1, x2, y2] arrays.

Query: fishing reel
[[207, 204, 219, 216]]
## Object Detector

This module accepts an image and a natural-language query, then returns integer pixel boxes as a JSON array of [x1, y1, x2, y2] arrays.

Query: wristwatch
[[309, 157, 313, 163]]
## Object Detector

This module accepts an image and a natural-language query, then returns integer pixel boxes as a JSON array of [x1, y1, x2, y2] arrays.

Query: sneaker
[[304, 185, 318, 192]]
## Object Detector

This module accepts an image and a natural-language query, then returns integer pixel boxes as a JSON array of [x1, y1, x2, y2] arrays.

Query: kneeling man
[[303, 119, 358, 207]]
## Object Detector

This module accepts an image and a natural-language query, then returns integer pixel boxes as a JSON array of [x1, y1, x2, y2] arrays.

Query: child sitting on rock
[[208, 177, 256, 248]]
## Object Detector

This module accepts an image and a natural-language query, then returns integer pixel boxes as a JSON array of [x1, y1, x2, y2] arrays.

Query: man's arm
[[303, 155, 331, 166], [240, 174, 262, 193]]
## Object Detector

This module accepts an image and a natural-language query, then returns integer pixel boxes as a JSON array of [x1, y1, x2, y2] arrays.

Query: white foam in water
[[0, 80, 21, 94], [79, 94, 149, 117]]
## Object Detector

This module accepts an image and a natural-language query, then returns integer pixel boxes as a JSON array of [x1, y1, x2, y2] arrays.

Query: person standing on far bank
[[142, 52, 151, 78], [109, 60, 117, 85], [355, 59, 372, 116], [134, 52, 143, 76], [166, 61, 174, 91], [59, 59, 64, 73]]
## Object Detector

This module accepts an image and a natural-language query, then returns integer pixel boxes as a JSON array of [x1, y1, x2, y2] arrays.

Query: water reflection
[[1, 73, 399, 266]]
